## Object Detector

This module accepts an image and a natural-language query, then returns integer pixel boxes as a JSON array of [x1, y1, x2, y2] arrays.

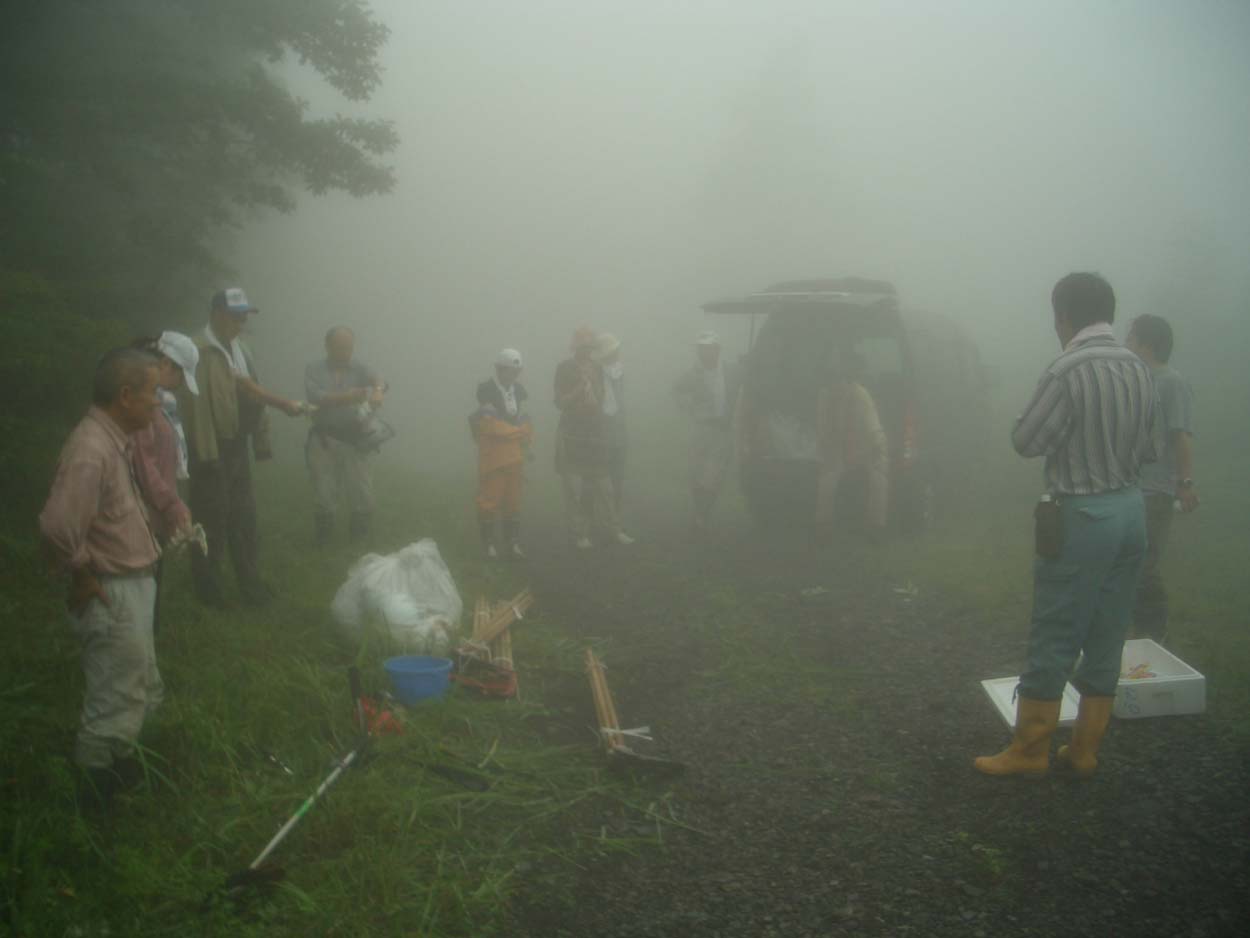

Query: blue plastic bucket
[[384, 656, 453, 705]]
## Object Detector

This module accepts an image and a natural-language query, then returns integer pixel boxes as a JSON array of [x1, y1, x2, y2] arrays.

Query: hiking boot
[[77, 766, 120, 813], [502, 521, 524, 560], [1055, 695, 1115, 778], [112, 755, 146, 790], [974, 696, 1061, 777]]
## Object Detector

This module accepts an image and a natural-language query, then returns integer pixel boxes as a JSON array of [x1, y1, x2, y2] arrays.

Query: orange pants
[[477, 463, 524, 521]]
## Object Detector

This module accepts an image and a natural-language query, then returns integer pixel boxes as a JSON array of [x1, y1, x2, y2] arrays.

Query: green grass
[[0, 468, 677, 937], [4, 427, 1248, 935]]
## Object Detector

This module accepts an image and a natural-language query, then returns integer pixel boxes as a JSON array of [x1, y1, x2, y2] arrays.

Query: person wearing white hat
[[130, 332, 197, 544], [470, 348, 533, 559], [674, 330, 743, 535], [589, 333, 633, 540], [177, 287, 304, 607], [130, 332, 199, 637]]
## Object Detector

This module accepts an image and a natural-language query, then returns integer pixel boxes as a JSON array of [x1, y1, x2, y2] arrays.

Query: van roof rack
[[702, 278, 898, 315]]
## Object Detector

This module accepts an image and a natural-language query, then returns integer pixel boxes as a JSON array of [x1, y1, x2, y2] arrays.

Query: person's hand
[[368, 387, 384, 410], [1178, 486, 1200, 513], [280, 398, 305, 417], [69, 571, 108, 615], [352, 386, 370, 404]]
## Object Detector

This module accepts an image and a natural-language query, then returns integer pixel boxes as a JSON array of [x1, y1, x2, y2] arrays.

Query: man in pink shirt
[[39, 347, 164, 806]]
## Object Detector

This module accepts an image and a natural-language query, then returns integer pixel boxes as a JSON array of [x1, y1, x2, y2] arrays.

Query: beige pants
[[561, 472, 619, 540], [70, 573, 161, 769], [308, 431, 374, 520], [689, 420, 733, 495]]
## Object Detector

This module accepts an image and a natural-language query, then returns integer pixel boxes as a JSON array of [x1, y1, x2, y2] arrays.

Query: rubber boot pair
[[974, 697, 1061, 777], [1055, 695, 1115, 778]]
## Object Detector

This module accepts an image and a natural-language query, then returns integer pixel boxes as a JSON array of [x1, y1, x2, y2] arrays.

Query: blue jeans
[[1019, 487, 1147, 700]]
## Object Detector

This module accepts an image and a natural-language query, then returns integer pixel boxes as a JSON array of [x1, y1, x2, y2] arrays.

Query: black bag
[[1034, 494, 1063, 559]]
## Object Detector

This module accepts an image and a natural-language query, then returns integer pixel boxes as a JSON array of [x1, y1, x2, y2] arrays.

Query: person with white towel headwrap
[[673, 330, 742, 535]]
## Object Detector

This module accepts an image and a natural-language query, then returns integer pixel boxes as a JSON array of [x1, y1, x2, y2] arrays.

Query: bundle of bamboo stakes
[[454, 587, 532, 698], [584, 648, 627, 753]]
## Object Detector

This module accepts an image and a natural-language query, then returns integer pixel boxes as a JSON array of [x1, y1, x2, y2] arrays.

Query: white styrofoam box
[[981, 678, 1080, 728], [1114, 639, 1206, 719]]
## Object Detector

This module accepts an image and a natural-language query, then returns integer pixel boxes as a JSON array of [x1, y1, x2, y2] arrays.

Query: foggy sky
[[219, 0, 1250, 472]]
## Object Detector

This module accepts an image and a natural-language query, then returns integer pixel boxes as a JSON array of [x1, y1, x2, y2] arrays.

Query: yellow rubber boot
[[974, 697, 1061, 777], [1056, 695, 1114, 778]]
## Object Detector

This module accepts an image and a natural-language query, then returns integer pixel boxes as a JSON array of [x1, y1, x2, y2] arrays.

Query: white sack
[[330, 540, 462, 654]]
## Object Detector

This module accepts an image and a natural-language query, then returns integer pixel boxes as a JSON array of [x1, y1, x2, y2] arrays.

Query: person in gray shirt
[[1126, 314, 1199, 644], [305, 327, 385, 544]]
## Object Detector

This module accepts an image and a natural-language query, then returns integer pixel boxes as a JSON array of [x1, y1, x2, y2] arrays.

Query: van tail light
[[901, 404, 919, 469]]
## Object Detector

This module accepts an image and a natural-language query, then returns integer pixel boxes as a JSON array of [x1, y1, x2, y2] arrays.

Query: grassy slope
[[3, 414, 1247, 936], [0, 465, 681, 937]]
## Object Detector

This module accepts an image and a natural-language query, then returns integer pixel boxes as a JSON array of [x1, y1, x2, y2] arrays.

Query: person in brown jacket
[[554, 327, 631, 549]]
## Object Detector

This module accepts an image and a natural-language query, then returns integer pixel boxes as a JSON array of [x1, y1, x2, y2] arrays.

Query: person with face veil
[[471, 348, 533, 559]]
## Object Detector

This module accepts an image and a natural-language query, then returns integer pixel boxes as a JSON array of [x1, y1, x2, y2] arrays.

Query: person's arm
[[38, 457, 110, 612], [1011, 371, 1072, 458], [1173, 431, 1199, 512], [237, 375, 304, 416], [132, 427, 190, 537]]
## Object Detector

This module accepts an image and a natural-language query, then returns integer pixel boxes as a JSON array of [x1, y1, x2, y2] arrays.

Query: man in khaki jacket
[[175, 288, 303, 606]]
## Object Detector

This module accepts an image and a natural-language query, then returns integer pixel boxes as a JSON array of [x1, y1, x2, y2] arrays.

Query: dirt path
[[508, 521, 1250, 937]]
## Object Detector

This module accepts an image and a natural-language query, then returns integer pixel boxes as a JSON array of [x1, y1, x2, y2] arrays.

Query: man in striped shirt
[[976, 272, 1155, 779]]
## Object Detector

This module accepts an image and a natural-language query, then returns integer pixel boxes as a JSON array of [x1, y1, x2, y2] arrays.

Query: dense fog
[[217, 0, 1249, 476]]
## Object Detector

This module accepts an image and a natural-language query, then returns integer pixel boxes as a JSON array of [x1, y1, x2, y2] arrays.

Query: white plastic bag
[[330, 540, 462, 654]]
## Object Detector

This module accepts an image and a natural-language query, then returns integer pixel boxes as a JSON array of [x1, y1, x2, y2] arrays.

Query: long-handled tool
[[219, 742, 366, 897], [208, 671, 370, 906]]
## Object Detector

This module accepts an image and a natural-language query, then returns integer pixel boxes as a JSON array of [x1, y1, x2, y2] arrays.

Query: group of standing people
[[470, 326, 748, 559], [37, 287, 384, 805], [38, 272, 1201, 807]]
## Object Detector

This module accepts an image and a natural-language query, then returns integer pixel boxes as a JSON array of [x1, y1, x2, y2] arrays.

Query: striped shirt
[[1012, 328, 1155, 495]]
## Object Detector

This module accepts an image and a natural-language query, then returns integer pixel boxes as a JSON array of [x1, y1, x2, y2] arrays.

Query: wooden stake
[[477, 588, 533, 646]]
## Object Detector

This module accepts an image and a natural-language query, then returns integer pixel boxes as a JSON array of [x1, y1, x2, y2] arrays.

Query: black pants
[[188, 438, 261, 601], [1132, 493, 1174, 641]]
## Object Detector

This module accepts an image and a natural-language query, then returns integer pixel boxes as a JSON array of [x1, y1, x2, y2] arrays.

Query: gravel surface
[[508, 526, 1250, 938]]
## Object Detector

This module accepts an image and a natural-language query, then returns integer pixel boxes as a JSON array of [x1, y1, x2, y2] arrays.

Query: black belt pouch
[[1034, 496, 1063, 559]]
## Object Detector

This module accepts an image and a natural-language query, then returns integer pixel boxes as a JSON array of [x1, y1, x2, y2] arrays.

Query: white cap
[[157, 331, 200, 395], [496, 348, 523, 368], [592, 332, 621, 361], [696, 330, 721, 346]]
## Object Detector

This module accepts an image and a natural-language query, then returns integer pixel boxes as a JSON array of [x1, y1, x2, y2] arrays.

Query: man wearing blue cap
[[176, 288, 304, 606]]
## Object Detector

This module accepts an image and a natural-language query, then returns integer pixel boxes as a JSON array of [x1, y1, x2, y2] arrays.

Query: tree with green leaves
[[0, 0, 398, 326]]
